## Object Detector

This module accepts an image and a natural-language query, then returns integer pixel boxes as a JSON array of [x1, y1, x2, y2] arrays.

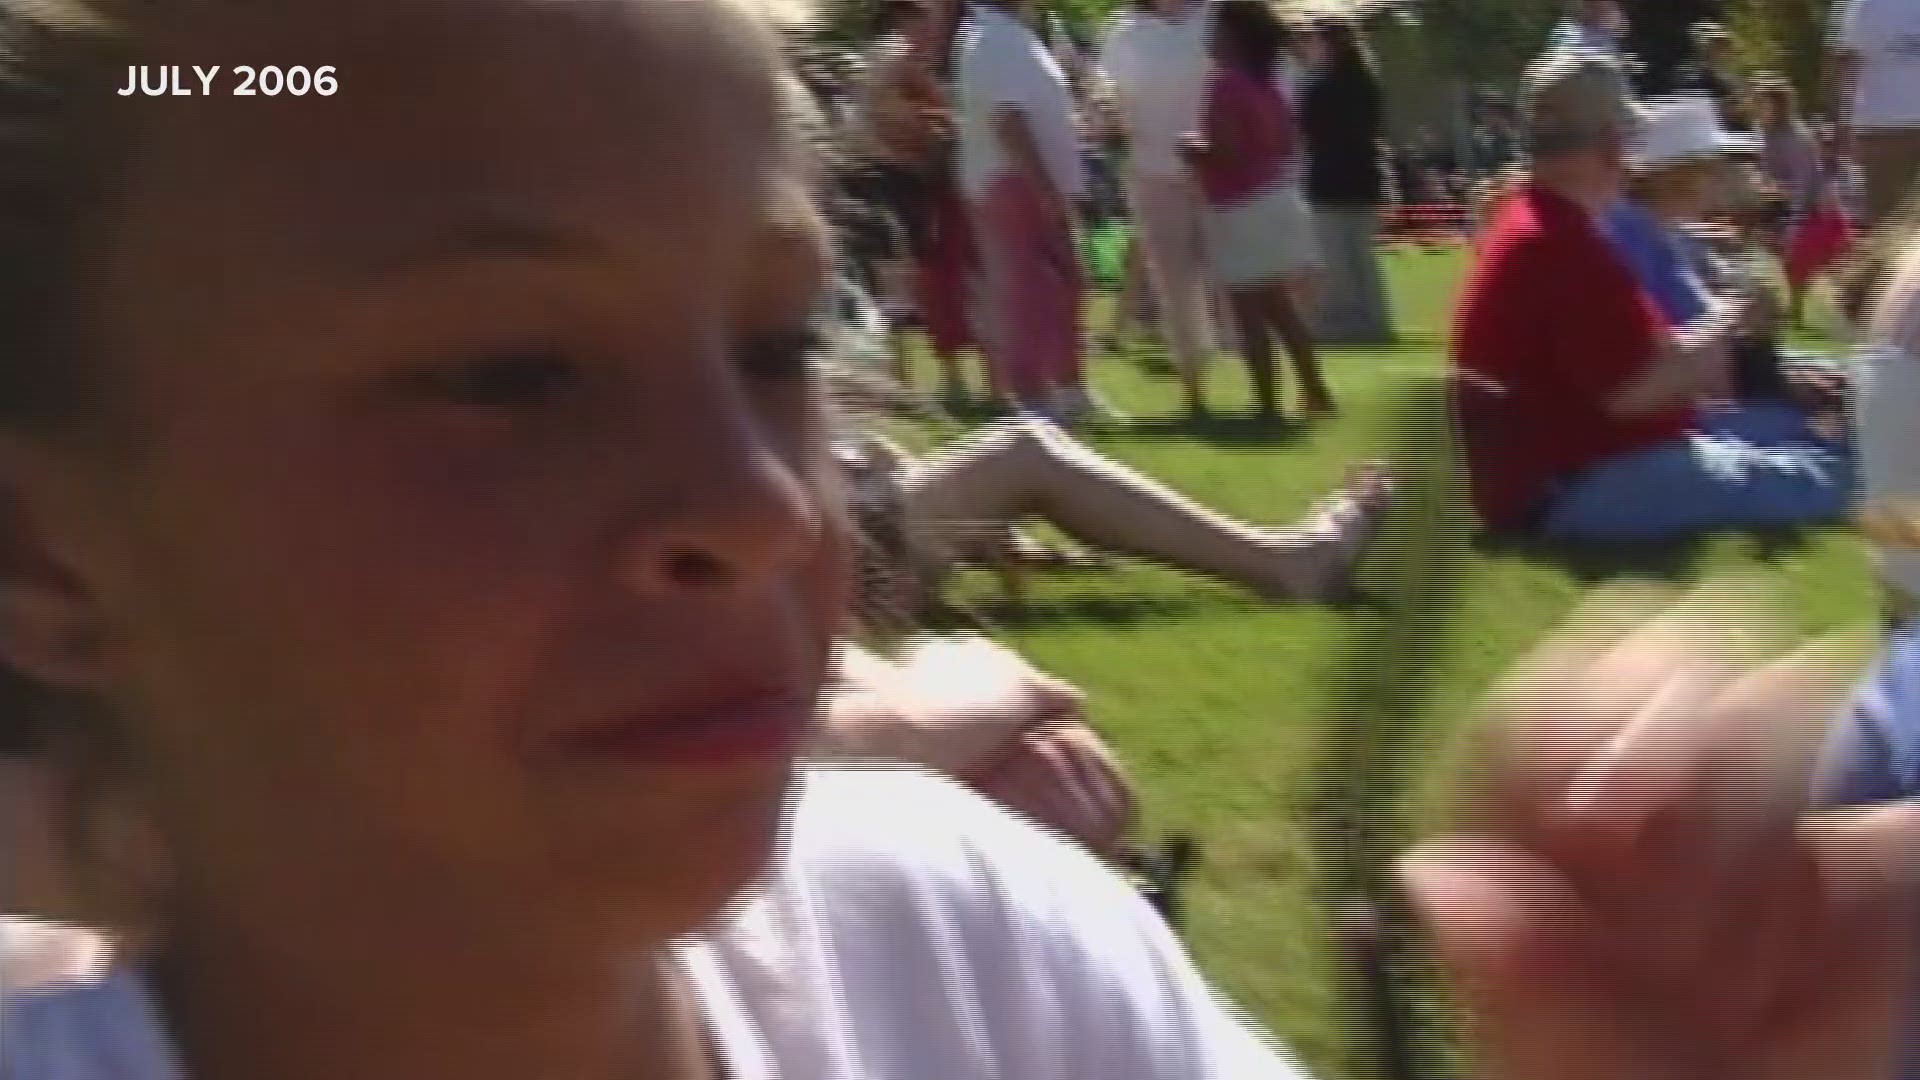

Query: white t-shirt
[[955, 5, 1088, 201], [1545, 18, 1624, 59], [1, 768, 1308, 1080], [1838, 0, 1920, 130], [1101, 1, 1213, 179]]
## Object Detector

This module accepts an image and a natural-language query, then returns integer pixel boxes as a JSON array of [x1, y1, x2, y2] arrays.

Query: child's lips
[[554, 693, 815, 767]]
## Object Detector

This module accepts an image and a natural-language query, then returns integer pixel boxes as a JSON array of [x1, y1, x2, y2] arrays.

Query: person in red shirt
[[1451, 53, 1851, 541]]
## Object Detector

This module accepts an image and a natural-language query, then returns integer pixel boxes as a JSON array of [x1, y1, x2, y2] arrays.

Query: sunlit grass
[[893, 244, 1877, 1079]]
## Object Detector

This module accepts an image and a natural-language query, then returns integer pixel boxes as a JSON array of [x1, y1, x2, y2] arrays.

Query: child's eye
[[735, 327, 826, 384], [403, 350, 584, 411]]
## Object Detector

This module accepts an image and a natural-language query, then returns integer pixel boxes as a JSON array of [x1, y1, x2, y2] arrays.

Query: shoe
[[1285, 465, 1395, 601], [1056, 386, 1129, 428], [1301, 392, 1339, 418]]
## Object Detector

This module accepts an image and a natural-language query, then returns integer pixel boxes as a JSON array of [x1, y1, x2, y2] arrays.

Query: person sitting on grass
[[1451, 52, 1852, 544], [1601, 95, 1848, 431], [1179, 0, 1332, 422], [835, 415, 1390, 631]]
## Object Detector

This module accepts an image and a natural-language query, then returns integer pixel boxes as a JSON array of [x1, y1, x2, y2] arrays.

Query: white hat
[[1627, 95, 1759, 171]]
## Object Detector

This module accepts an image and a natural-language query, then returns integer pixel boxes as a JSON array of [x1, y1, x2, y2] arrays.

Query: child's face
[[1645, 159, 1729, 219], [25, 0, 852, 946]]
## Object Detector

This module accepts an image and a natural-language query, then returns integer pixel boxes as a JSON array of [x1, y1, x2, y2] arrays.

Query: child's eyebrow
[[366, 212, 619, 276]]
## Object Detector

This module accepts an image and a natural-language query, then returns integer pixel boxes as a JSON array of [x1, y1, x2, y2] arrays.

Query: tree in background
[[1627, 0, 1721, 92], [1724, 0, 1836, 111], [1418, 0, 1559, 88]]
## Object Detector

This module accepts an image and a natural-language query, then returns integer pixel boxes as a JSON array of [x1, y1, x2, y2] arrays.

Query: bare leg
[[1228, 290, 1279, 419], [1099, 236, 1149, 352], [897, 417, 1387, 600], [1260, 281, 1332, 414]]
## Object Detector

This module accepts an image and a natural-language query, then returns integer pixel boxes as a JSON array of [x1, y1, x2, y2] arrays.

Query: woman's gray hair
[[1522, 50, 1638, 158]]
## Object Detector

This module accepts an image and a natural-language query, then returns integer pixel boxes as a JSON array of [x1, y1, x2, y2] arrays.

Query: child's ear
[[0, 441, 116, 694]]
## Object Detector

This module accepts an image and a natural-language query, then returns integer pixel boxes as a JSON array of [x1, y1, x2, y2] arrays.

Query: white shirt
[[1101, 1, 1213, 178], [956, 5, 1087, 200], [1545, 18, 1624, 59], [1838, 0, 1920, 130], [1, 768, 1308, 1080]]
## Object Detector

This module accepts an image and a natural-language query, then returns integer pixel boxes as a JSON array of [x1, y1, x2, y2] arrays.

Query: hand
[[1401, 586, 1915, 1080], [1750, 289, 1784, 336], [1680, 327, 1737, 398], [971, 721, 1137, 857], [1725, 290, 1778, 338], [825, 635, 1087, 778]]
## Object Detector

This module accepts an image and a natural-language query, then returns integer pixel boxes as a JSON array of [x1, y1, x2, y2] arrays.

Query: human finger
[[1398, 840, 1662, 1080], [1472, 582, 1767, 840], [1034, 724, 1135, 854], [973, 739, 1106, 853]]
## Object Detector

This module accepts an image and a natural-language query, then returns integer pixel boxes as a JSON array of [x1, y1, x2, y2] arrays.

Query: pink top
[[1193, 66, 1296, 207]]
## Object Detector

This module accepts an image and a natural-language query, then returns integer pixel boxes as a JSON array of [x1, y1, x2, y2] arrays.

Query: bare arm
[[815, 638, 1135, 852], [815, 637, 1082, 777], [1605, 313, 1741, 419]]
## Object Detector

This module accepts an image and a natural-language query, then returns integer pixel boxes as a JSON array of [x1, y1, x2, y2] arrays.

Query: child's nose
[[612, 395, 827, 599]]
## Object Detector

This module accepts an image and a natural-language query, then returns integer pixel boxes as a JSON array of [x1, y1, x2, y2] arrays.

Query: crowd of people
[[10, 0, 1920, 1079], [815, 0, 1398, 420]]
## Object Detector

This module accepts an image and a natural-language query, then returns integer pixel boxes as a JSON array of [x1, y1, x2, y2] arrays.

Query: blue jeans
[[1542, 402, 1854, 543]]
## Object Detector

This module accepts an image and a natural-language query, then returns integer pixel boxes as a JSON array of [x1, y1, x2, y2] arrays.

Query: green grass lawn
[[895, 246, 1880, 1080]]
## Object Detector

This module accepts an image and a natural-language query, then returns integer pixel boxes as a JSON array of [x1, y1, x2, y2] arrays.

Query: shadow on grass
[[928, 398, 1012, 425], [1096, 412, 1312, 447], [1322, 336, 1443, 353], [924, 592, 1215, 630], [1474, 524, 1818, 585]]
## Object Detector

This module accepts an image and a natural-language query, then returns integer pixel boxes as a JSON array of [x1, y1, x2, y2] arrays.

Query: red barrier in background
[[1382, 203, 1471, 246]]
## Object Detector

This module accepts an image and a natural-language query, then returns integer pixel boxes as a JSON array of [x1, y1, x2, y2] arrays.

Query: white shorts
[[1203, 181, 1322, 288]]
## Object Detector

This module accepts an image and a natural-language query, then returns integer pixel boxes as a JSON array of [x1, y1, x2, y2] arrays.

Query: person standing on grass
[[1833, 0, 1920, 229], [1676, 22, 1752, 132], [1100, 0, 1231, 415], [956, 0, 1101, 423], [852, 0, 983, 405], [1298, 17, 1394, 347], [1545, 0, 1628, 60], [1182, 0, 1330, 421]]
